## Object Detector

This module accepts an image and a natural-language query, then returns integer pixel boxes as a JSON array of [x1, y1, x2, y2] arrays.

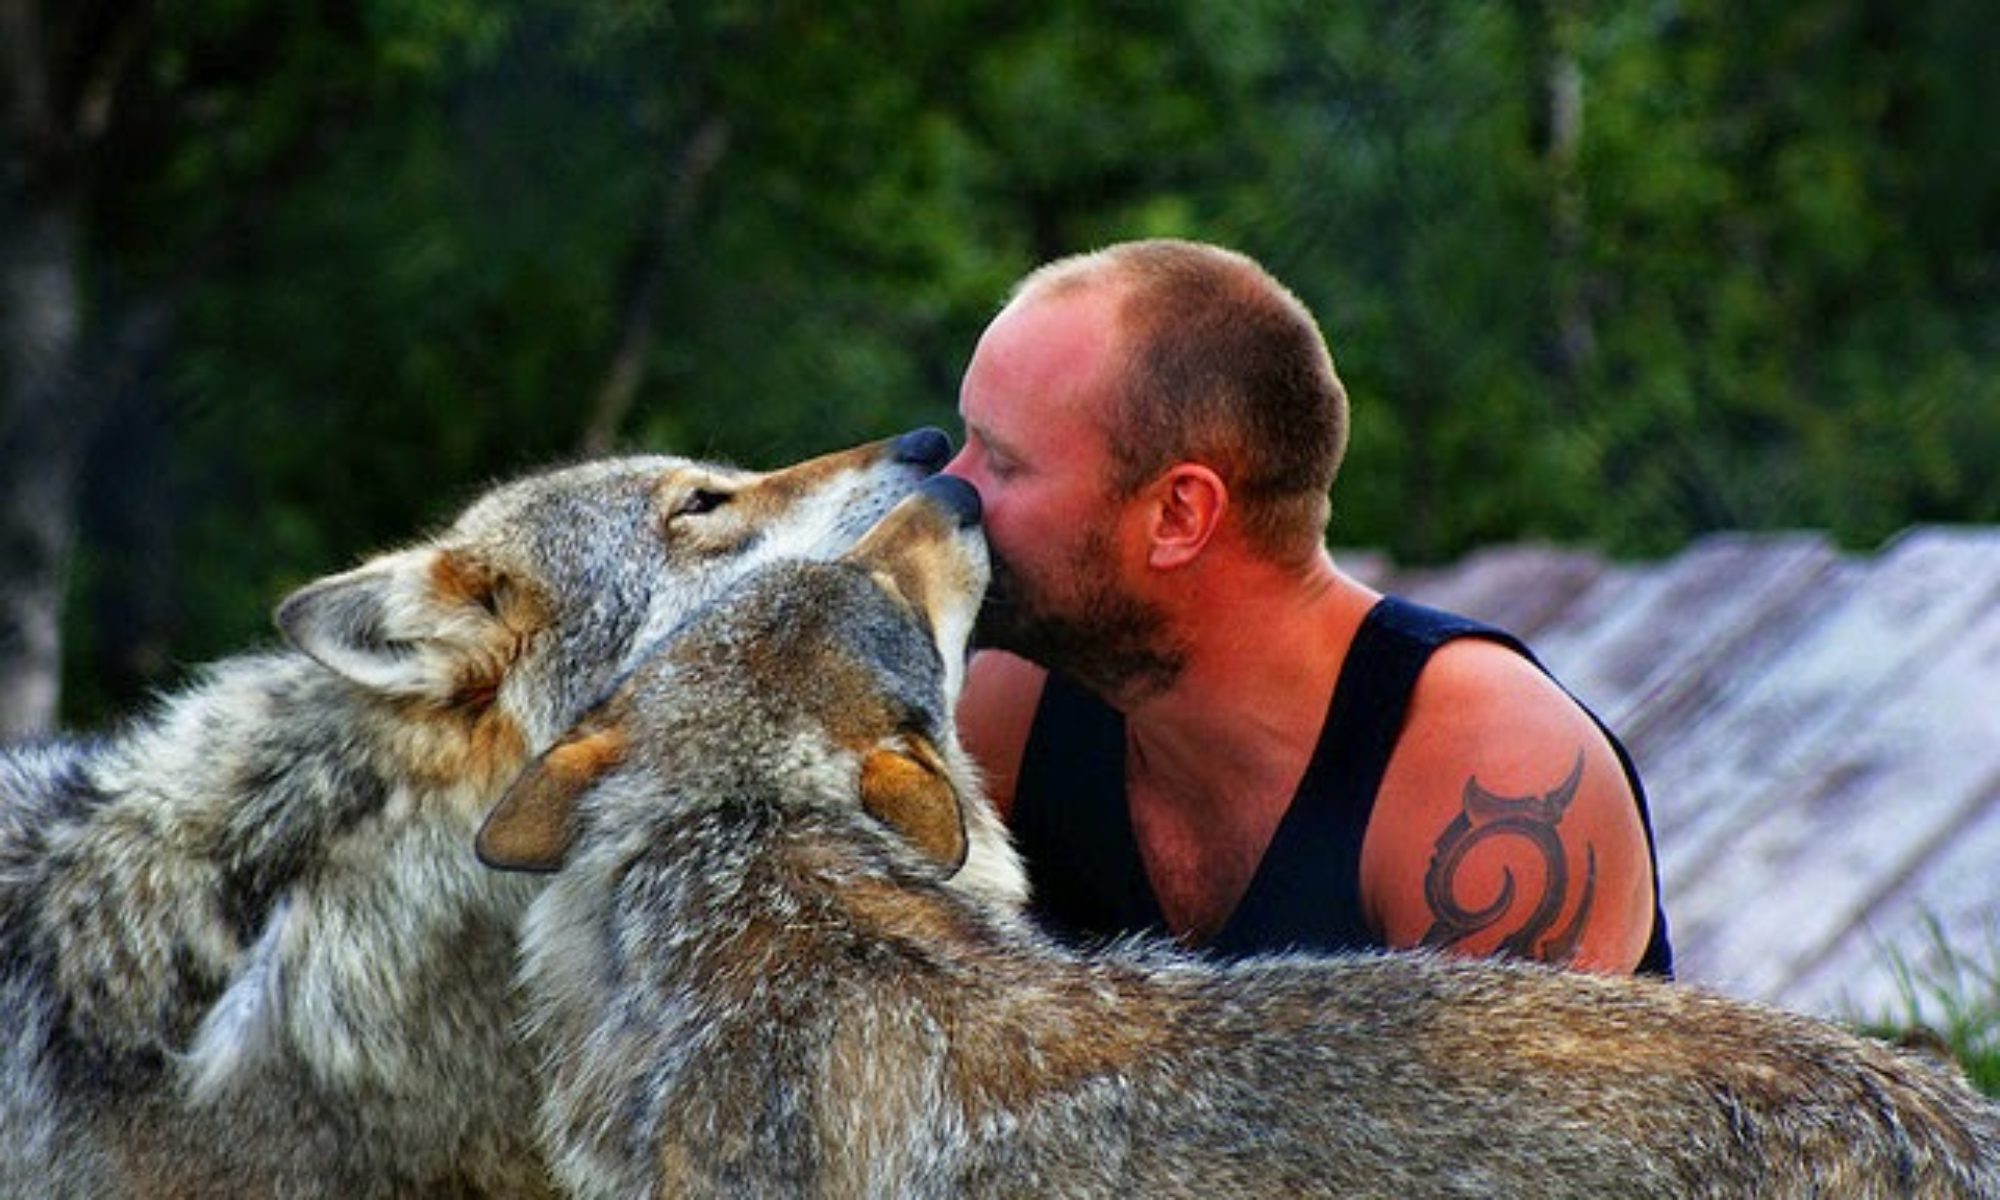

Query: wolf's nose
[[918, 474, 982, 529], [892, 427, 953, 470]]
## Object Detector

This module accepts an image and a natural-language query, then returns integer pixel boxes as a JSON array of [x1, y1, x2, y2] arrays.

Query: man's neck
[[1116, 555, 1379, 814]]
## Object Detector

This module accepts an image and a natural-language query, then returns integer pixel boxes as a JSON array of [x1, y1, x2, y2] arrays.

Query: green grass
[[1850, 916, 2000, 1098]]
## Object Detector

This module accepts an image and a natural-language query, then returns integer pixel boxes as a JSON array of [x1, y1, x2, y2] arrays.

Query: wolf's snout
[[917, 474, 981, 529], [891, 427, 953, 472]]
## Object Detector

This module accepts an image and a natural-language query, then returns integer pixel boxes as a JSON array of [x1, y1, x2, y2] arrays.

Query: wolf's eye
[[676, 488, 731, 517]]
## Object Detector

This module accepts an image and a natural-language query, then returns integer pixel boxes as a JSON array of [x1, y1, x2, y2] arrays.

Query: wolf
[[0, 428, 953, 1198], [479, 473, 2000, 1200]]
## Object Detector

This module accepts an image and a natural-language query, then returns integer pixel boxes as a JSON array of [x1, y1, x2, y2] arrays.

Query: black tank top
[[1011, 595, 1674, 976]]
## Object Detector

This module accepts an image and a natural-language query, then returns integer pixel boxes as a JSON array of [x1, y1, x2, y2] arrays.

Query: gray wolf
[[480, 474, 2000, 1199], [0, 429, 951, 1199]]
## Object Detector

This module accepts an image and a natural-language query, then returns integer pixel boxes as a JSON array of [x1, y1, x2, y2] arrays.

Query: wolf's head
[[274, 430, 952, 768], [476, 474, 1028, 909]]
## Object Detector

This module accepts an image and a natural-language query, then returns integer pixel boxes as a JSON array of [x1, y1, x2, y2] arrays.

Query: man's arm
[[952, 650, 1048, 823], [1359, 638, 1657, 974]]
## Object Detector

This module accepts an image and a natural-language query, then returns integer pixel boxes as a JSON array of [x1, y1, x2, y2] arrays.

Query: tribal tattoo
[[1419, 751, 1596, 963]]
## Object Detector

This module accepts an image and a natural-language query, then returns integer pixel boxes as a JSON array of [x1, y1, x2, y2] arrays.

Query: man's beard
[[974, 526, 1187, 702]]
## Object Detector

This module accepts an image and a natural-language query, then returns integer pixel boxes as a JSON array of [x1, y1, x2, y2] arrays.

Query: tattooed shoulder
[[1418, 751, 1596, 964]]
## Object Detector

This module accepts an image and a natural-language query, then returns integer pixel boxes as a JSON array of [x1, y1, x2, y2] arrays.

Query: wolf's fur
[[484, 475, 2000, 1199], [0, 430, 950, 1198]]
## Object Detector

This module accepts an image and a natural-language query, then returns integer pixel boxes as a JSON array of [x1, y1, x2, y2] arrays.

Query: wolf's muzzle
[[916, 475, 982, 529]]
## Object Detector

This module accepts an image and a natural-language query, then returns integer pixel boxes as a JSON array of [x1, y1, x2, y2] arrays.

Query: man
[[944, 239, 1671, 975]]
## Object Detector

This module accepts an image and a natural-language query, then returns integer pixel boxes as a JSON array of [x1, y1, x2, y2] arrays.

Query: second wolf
[[481, 475, 2000, 1199], [0, 429, 951, 1198]]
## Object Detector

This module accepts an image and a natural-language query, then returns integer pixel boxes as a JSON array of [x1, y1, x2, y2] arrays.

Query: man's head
[[947, 239, 1348, 695], [1013, 240, 1348, 560]]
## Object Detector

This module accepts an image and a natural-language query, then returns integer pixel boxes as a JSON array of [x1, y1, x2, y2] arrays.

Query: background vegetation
[[5, 0, 1996, 733], [1866, 921, 2000, 1096]]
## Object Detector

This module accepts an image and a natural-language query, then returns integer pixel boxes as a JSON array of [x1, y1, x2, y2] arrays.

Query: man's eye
[[678, 489, 730, 516]]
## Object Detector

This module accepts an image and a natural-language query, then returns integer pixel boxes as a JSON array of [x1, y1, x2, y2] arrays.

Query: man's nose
[[940, 443, 977, 483]]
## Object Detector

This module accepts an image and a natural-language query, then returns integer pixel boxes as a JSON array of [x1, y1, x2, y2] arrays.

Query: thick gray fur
[[0, 434, 942, 1198]]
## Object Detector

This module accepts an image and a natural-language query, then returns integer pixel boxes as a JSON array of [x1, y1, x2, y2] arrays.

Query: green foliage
[[1855, 918, 2000, 1099], [43, 0, 2000, 723], [1570, 0, 2000, 552]]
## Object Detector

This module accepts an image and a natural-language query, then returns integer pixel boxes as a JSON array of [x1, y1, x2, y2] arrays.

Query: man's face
[[944, 289, 1185, 697]]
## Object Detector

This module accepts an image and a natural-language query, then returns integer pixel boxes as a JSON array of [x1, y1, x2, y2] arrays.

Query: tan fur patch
[[429, 552, 551, 706], [834, 877, 1181, 1118], [858, 745, 966, 870], [394, 700, 531, 805], [659, 437, 893, 544], [393, 550, 554, 801], [722, 622, 898, 754], [849, 504, 971, 634], [758, 438, 882, 504], [942, 970, 1182, 1117], [479, 727, 628, 871], [427, 547, 495, 611]]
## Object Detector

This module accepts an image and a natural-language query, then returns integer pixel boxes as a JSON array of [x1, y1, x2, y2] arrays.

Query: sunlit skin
[[946, 283, 1655, 972]]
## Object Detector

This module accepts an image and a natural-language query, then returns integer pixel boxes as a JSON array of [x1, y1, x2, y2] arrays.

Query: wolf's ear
[[476, 727, 627, 873], [277, 547, 501, 699], [859, 739, 967, 872]]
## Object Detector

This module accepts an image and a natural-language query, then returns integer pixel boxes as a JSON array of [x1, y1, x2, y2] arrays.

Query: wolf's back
[[955, 946, 2000, 1198]]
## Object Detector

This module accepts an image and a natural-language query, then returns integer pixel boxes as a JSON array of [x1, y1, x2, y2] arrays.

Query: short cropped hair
[[1013, 240, 1349, 564]]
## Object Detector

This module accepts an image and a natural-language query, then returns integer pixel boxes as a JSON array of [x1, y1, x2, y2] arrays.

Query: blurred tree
[[4, 0, 1996, 728], [2, 0, 147, 736], [3, 0, 504, 734], [1571, 0, 2000, 552]]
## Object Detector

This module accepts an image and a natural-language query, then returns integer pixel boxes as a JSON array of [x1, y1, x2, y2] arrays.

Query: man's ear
[[476, 727, 628, 872], [859, 738, 968, 872], [1146, 464, 1227, 569], [277, 547, 507, 700]]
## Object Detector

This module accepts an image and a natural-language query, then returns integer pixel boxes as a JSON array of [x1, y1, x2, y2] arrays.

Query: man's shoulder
[[1416, 632, 1561, 710], [1363, 629, 1655, 971], [1396, 632, 1610, 770]]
